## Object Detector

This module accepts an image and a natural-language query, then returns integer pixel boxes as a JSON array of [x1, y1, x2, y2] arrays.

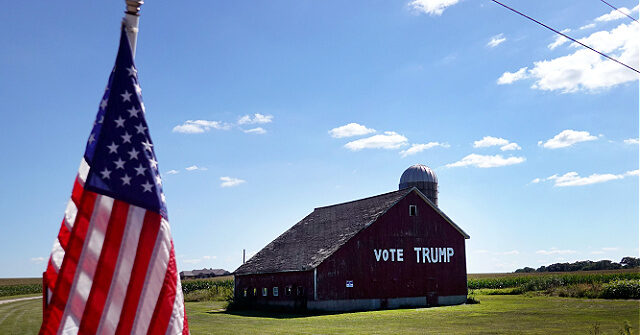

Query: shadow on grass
[[208, 308, 365, 319]]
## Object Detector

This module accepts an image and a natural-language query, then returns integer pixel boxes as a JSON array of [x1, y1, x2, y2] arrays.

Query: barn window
[[262, 288, 268, 296], [243, 288, 247, 297], [285, 286, 293, 296], [273, 287, 279, 296], [409, 205, 417, 216], [296, 286, 304, 296]]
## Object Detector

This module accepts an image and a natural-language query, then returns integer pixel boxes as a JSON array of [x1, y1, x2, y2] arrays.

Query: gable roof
[[235, 187, 468, 275]]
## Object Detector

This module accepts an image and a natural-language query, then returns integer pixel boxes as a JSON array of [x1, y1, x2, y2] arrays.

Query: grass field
[[2, 294, 637, 334], [2, 271, 638, 334]]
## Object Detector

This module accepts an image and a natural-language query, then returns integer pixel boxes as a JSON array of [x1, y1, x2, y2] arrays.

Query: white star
[[88, 133, 96, 144], [127, 106, 140, 118], [121, 132, 132, 144], [149, 157, 158, 169], [100, 168, 111, 180], [141, 140, 153, 151], [114, 157, 126, 169], [161, 193, 166, 203], [121, 90, 132, 102], [140, 102, 146, 113], [127, 66, 137, 77], [141, 181, 153, 193], [135, 123, 147, 134], [128, 147, 139, 160], [114, 116, 126, 128], [155, 175, 162, 186], [121, 174, 131, 185], [107, 142, 119, 154], [134, 164, 147, 176], [133, 82, 142, 95], [100, 99, 108, 110], [98, 115, 104, 124]]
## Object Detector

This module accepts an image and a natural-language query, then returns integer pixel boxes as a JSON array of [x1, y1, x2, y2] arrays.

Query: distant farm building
[[180, 268, 230, 280], [234, 164, 470, 311]]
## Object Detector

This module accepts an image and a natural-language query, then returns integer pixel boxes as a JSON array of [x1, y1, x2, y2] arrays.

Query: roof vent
[[399, 164, 438, 206]]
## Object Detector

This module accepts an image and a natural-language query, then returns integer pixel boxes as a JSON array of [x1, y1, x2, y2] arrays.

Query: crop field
[[468, 268, 639, 279]]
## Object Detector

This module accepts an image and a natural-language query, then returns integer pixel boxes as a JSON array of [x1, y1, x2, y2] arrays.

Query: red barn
[[234, 164, 469, 311]]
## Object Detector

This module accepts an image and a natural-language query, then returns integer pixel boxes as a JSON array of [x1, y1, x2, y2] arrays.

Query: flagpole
[[123, 0, 144, 57]]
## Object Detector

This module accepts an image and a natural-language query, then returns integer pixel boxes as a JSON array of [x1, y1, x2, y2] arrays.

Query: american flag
[[40, 28, 189, 335]]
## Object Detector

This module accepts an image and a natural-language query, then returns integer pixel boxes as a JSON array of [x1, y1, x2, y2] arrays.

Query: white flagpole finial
[[123, 0, 144, 57]]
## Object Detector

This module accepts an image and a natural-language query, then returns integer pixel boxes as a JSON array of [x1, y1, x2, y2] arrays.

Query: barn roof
[[234, 187, 468, 275]]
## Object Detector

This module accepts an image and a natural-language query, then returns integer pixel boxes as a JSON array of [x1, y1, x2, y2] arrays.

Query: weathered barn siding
[[316, 191, 466, 303], [235, 271, 313, 309]]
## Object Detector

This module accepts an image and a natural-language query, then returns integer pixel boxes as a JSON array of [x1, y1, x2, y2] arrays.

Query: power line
[[490, 0, 640, 74], [598, 0, 639, 24]]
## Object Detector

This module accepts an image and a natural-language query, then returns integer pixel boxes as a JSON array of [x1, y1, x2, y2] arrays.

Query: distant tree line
[[515, 257, 640, 273]]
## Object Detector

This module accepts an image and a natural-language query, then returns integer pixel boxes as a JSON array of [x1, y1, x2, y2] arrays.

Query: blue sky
[[0, 0, 637, 277]]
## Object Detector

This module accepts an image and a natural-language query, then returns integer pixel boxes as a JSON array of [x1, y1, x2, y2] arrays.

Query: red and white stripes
[[41, 160, 188, 335]]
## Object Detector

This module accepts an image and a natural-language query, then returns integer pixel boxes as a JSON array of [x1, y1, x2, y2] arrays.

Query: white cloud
[[183, 259, 202, 264], [487, 34, 506, 48], [243, 127, 267, 135], [497, 67, 529, 85], [220, 176, 246, 187], [496, 250, 520, 255], [624, 138, 639, 145], [536, 249, 577, 255], [538, 129, 597, 149], [185, 165, 207, 171], [399, 142, 449, 157], [533, 169, 638, 187], [172, 120, 232, 134], [166, 169, 179, 175], [580, 23, 596, 30], [446, 154, 525, 168], [238, 113, 273, 125], [329, 123, 376, 138], [547, 29, 571, 50], [344, 131, 408, 151], [473, 136, 521, 151], [590, 250, 605, 255], [595, 7, 633, 22], [409, 0, 460, 16], [501, 23, 639, 93], [548, 172, 623, 187], [500, 142, 522, 151], [202, 255, 217, 260], [474, 136, 509, 148], [601, 247, 619, 251], [30, 257, 46, 263]]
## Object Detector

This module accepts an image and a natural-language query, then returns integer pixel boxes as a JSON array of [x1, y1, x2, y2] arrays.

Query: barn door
[[426, 278, 438, 306]]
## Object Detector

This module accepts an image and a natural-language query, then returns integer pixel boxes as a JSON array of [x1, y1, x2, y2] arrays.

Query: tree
[[620, 257, 640, 268]]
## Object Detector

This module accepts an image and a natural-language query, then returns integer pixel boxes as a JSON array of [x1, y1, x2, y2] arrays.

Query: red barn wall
[[316, 191, 467, 302], [235, 270, 314, 307]]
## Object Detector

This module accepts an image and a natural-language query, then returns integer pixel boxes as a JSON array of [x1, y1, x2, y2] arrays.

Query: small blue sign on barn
[[346, 280, 354, 288]]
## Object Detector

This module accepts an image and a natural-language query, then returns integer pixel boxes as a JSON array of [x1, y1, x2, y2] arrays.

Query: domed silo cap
[[399, 164, 438, 186]]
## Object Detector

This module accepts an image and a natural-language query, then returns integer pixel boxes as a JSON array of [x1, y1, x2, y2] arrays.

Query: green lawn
[[1, 295, 638, 334], [0, 298, 42, 334]]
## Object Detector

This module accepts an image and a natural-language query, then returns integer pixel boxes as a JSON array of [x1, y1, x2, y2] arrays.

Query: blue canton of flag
[[84, 29, 167, 218]]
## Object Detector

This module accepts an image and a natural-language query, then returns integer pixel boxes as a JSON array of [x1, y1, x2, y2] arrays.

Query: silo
[[399, 164, 438, 206]]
